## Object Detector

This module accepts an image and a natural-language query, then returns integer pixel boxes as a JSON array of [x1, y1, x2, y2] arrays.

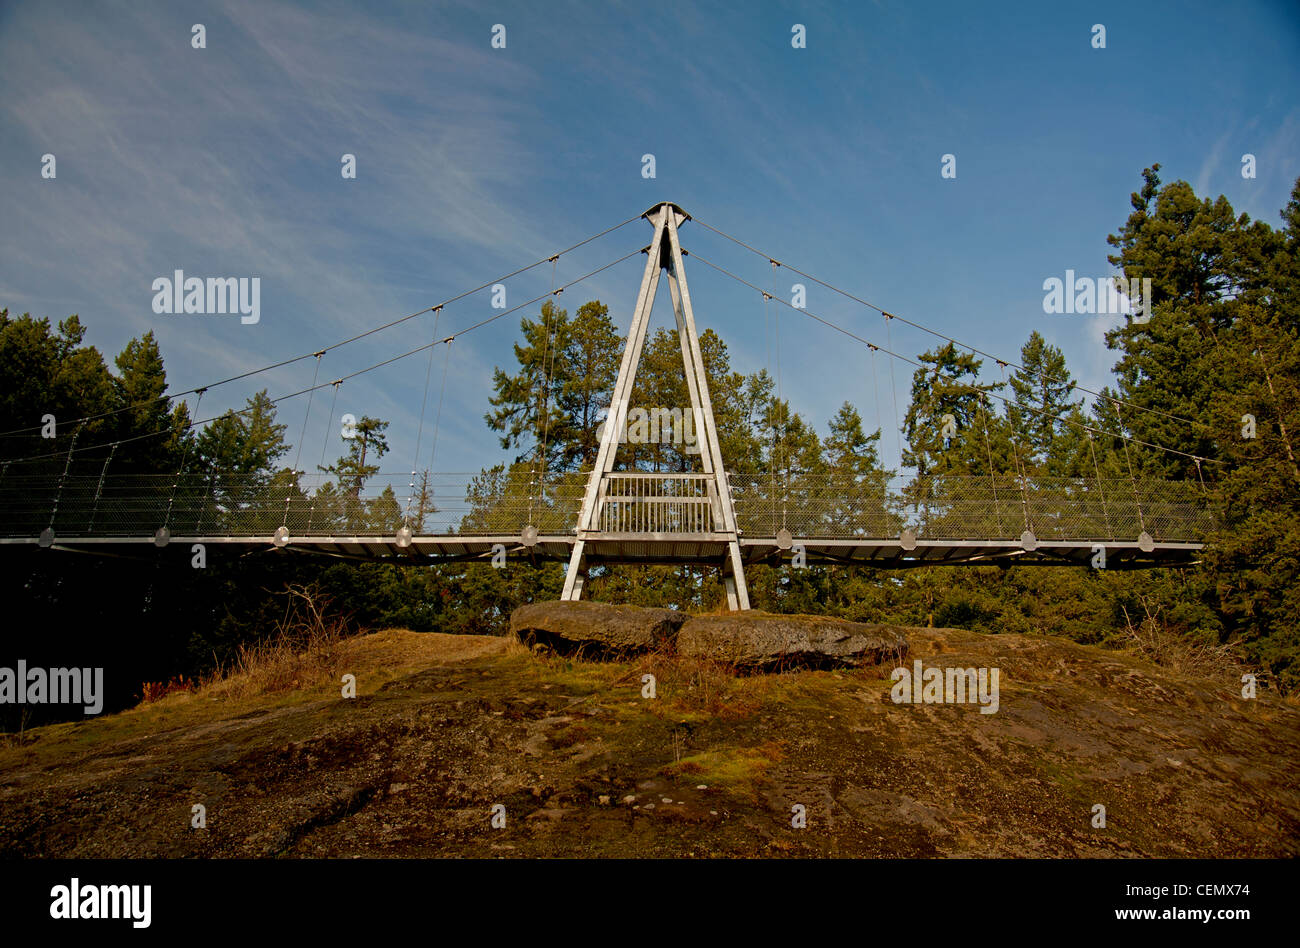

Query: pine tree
[[191, 390, 289, 529], [901, 342, 1002, 476], [823, 402, 882, 478], [112, 331, 181, 473], [367, 485, 404, 532], [822, 401, 897, 536], [406, 470, 439, 533], [555, 301, 620, 470], [1007, 331, 1087, 476], [1198, 178, 1300, 689], [323, 415, 388, 493], [319, 415, 388, 529], [195, 391, 289, 486], [486, 300, 571, 468], [1103, 164, 1255, 476], [0, 310, 116, 469]]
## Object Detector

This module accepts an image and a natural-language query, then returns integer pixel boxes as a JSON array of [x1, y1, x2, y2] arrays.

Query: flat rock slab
[[511, 601, 687, 657], [677, 612, 909, 670]]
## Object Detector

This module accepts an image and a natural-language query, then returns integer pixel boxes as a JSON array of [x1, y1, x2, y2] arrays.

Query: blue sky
[[2, 0, 1297, 486]]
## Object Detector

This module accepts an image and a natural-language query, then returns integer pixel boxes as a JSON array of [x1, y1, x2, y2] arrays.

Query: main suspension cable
[[7, 247, 645, 464], [687, 249, 1221, 468], [0, 214, 644, 440], [690, 215, 1215, 437]]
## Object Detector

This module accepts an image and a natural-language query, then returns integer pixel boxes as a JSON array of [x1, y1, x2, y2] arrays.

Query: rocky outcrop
[[511, 601, 909, 670], [3, 626, 1296, 858], [510, 601, 687, 657], [676, 613, 909, 670]]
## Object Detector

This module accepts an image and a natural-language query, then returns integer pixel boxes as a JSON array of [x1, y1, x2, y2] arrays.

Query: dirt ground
[[1, 626, 1296, 857]]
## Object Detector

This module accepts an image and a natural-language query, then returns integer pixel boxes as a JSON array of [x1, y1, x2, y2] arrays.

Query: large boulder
[[510, 601, 687, 657], [677, 612, 909, 670]]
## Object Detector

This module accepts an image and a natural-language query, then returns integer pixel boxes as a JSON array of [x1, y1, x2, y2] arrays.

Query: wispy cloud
[[1195, 128, 1232, 198], [2, 0, 1297, 483]]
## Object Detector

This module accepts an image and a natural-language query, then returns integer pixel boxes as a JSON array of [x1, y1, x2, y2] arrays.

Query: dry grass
[[1118, 596, 1250, 687], [193, 583, 356, 701], [628, 636, 765, 722], [512, 625, 766, 722], [183, 585, 527, 704], [336, 627, 522, 667], [2, 619, 519, 764], [692, 599, 736, 618]]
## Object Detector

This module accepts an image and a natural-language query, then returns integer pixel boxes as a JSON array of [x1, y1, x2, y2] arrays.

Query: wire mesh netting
[[0, 463, 1217, 542], [0, 465, 592, 538], [725, 473, 1214, 542]]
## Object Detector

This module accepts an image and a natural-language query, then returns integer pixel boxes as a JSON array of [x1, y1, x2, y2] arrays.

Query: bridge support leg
[[561, 540, 587, 601], [723, 539, 751, 611], [723, 576, 739, 611]]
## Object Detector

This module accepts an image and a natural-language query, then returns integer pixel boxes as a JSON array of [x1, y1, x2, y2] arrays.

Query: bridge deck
[[0, 532, 1203, 569], [0, 469, 1215, 569]]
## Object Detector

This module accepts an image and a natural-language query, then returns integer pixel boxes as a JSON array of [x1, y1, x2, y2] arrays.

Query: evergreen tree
[[320, 415, 388, 497], [319, 415, 388, 529], [1007, 331, 1087, 476], [486, 300, 572, 469], [823, 402, 882, 479], [0, 310, 116, 469], [822, 402, 896, 533], [1197, 179, 1300, 689], [367, 485, 404, 532], [406, 469, 439, 533], [195, 391, 289, 487], [112, 331, 184, 473], [901, 342, 1002, 476], [189, 390, 289, 531], [697, 328, 758, 476], [555, 301, 620, 470], [1103, 164, 1257, 476]]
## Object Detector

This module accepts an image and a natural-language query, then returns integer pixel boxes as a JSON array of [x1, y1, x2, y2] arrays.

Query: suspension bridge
[[0, 202, 1219, 610]]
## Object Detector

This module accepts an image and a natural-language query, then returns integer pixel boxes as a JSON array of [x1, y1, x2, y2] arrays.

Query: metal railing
[[596, 472, 717, 534]]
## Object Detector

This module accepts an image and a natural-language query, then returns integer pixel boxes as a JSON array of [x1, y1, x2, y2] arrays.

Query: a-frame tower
[[560, 202, 751, 609]]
